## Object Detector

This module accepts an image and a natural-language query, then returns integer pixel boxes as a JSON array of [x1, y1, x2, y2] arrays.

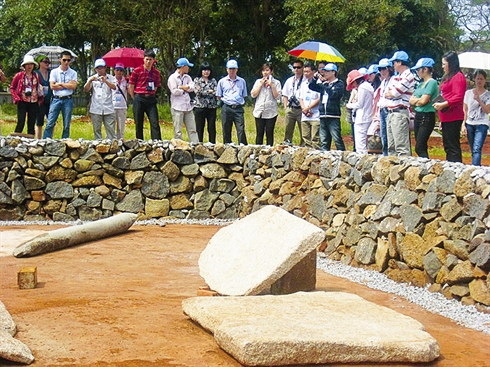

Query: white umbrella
[[458, 52, 490, 70], [25, 45, 77, 69]]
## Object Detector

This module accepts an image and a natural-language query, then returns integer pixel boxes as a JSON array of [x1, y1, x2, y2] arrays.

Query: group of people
[[5, 48, 490, 165], [343, 50, 490, 165], [7, 49, 160, 141]]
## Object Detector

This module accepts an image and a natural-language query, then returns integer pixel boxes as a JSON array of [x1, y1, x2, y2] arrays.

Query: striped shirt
[[386, 68, 414, 109]]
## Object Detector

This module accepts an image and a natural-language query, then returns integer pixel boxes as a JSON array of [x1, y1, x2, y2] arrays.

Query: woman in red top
[[433, 51, 467, 163], [10, 55, 44, 136]]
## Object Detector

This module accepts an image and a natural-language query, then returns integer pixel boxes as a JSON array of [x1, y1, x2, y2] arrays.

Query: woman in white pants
[[346, 69, 374, 154]]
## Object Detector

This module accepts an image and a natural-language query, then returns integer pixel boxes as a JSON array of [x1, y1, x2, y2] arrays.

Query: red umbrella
[[102, 47, 144, 68]]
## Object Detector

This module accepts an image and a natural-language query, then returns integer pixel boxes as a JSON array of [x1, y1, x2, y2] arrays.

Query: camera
[[287, 95, 300, 108], [25, 87, 32, 97], [146, 85, 153, 91]]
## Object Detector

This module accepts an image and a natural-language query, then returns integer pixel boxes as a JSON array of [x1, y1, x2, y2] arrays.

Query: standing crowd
[[3, 49, 490, 165]]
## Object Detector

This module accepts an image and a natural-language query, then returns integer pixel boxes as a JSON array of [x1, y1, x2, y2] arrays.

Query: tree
[[283, 0, 459, 75], [448, 0, 490, 51]]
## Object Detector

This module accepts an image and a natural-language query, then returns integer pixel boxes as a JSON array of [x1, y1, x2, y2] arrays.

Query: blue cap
[[357, 67, 368, 75], [322, 63, 337, 72], [388, 50, 410, 63], [226, 59, 238, 69], [367, 64, 379, 74], [411, 57, 435, 70], [176, 57, 193, 67], [94, 58, 106, 68], [378, 58, 392, 68]]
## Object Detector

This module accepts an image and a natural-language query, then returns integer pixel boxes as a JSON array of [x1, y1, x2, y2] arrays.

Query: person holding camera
[[250, 63, 282, 146], [34, 55, 52, 139], [10, 55, 44, 136], [84, 58, 117, 140], [282, 59, 305, 146], [128, 49, 162, 140], [167, 57, 199, 143], [43, 50, 78, 139]]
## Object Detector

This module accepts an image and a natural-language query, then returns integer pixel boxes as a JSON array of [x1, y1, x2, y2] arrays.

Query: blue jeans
[[380, 107, 389, 156], [466, 123, 488, 166], [319, 117, 345, 151], [43, 97, 74, 139]]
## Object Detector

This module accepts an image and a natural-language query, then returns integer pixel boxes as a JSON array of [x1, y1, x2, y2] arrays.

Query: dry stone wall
[[0, 136, 489, 307]]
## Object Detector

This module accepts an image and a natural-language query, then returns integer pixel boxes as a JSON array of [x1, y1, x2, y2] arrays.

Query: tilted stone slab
[[0, 300, 16, 336], [182, 291, 440, 366], [0, 329, 34, 364], [198, 205, 325, 296]]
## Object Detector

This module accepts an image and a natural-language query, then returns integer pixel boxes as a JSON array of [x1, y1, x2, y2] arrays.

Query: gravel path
[[317, 254, 490, 334]]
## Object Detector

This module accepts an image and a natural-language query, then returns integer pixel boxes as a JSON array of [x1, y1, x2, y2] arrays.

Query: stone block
[[271, 249, 316, 295], [30, 190, 46, 201], [199, 205, 324, 296], [182, 291, 440, 366], [18, 267, 37, 289]]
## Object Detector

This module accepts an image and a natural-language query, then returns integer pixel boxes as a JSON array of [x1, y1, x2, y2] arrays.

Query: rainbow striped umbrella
[[288, 41, 346, 63]]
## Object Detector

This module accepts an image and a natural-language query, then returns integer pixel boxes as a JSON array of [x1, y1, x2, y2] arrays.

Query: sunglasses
[[293, 66, 303, 69], [42, 60, 50, 64], [62, 59, 72, 63], [378, 67, 387, 70]]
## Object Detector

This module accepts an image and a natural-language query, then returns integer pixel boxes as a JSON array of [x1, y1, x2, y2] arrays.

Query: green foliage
[[0, 0, 465, 89], [0, 103, 16, 116], [283, 0, 458, 74]]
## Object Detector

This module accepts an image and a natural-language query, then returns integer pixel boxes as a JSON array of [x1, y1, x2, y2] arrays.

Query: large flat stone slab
[[198, 205, 325, 296], [182, 291, 440, 366]]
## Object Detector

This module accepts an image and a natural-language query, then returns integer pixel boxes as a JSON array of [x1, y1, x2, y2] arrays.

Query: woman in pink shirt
[[433, 51, 467, 163]]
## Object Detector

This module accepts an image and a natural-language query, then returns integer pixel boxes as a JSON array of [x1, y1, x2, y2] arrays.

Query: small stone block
[[197, 289, 219, 297], [199, 285, 211, 290], [18, 267, 37, 289]]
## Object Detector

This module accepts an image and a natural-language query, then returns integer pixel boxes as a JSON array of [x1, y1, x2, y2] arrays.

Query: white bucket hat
[[21, 54, 38, 67]]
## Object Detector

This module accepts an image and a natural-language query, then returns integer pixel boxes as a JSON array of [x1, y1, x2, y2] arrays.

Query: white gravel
[[317, 255, 490, 334]]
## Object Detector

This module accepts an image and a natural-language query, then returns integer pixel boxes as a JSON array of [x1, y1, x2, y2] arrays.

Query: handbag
[[367, 130, 383, 154]]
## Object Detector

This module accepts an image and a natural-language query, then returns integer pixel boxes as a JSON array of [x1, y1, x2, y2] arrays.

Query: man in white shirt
[[385, 50, 414, 156], [167, 57, 199, 143], [43, 51, 78, 139], [299, 63, 321, 149], [282, 60, 305, 146], [84, 58, 117, 140]]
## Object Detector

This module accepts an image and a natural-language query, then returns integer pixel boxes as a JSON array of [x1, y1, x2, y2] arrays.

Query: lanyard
[[227, 78, 237, 91]]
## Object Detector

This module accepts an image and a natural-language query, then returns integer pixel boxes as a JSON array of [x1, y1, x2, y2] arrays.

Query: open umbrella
[[102, 48, 144, 68], [458, 52, 490, 70], [288, 41, 346, 63], [25, 45, 77, 69]]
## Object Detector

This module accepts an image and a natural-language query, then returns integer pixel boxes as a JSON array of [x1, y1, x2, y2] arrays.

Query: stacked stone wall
[[0, 137, 489, 307]]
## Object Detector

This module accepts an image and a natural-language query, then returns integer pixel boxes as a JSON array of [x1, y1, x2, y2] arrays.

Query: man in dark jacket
[[309, 63, 346, 151]]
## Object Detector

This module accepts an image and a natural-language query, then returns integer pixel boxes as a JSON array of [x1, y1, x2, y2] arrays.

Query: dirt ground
[[1, 224, 490, 367]]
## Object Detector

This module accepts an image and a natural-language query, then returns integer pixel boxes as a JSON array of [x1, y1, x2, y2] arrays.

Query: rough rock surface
[[198, 205, 324, 295], [0, 329, 35, 364], [182, 291, 440, 366], [0, 300, 16, 336]]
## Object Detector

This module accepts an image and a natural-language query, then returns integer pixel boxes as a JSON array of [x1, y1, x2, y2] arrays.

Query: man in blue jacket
[[309, 63, 345, 151]]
